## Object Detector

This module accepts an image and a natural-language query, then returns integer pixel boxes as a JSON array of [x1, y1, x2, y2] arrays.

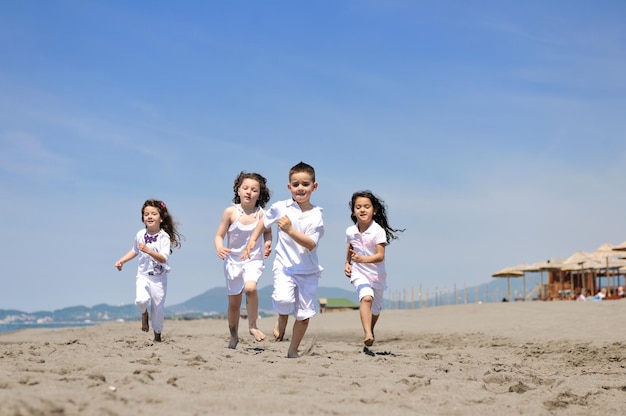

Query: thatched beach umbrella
[[511, 263, 532, 299], [492, 267, 524, 302], [562, 251, 598, 296], [612, 242, 626, 293], [592, 243, 626, 295], [526, 258, 564, 299], [612, 240, 626, 251]]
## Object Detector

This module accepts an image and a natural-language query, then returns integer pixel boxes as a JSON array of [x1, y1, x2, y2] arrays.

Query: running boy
[[243, 161, 324, 358]]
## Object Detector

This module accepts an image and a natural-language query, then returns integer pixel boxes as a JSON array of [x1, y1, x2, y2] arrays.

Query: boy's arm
[[277, 215, 316, 251], [241, 219, 266, 259]]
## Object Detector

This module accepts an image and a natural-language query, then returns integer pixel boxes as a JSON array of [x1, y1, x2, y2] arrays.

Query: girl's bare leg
[[287, 318, 309, 358], [370, 313, 380, 344], [141, 311, 150, 332], [227, 293, 243, 349], [360, 296, 374, 346], [244, 282, 265, 342], [274, 314, 288, 341]]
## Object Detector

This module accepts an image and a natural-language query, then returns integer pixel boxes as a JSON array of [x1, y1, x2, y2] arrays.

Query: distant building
[[318, 298, 359, 313]]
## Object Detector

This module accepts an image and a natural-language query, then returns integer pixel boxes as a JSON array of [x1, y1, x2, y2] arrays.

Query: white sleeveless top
[[226, 204, 264, 263]]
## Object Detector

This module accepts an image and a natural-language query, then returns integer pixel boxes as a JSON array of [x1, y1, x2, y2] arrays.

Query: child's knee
[[135, 299, 149, 311]]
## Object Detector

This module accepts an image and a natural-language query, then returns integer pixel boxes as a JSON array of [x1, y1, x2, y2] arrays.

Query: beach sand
[[1, 299, 625, 415]]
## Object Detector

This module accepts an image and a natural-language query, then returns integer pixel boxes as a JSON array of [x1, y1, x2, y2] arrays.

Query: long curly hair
[[232, 171, 271, 208], [141, 199, 184, 252]]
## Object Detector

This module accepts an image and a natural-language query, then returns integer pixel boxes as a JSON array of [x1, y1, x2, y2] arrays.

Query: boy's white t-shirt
[[264, 198, 324, 275], [132, 228, 171, 277], [345, 221, 387, 289]]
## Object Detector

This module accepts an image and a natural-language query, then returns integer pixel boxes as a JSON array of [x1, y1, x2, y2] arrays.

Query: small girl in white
[[215, 172, 272, 349], [344, 191, 404, 347], [115, 199, 183, 342]]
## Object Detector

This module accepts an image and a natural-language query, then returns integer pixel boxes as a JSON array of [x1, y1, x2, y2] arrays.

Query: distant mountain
[[166, 285, 359, 316], [0, 286, 360, 326], [0, 279, 533, 328]]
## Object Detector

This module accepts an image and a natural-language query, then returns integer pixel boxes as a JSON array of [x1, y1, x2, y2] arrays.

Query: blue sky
[[1, 1, 625, 312]]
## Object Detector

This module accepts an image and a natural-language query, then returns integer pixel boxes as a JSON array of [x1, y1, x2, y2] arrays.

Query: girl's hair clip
[[161, 201, 167, 209]]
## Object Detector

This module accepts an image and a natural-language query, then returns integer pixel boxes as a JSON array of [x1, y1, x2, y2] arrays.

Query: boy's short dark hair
[[289, 161, 316, 182]]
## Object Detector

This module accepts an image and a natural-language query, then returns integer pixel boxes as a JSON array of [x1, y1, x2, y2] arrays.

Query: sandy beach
[[1, 299, 625, 416]]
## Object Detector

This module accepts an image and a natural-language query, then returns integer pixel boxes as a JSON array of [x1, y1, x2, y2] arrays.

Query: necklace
[[144, 233, 159, 244]]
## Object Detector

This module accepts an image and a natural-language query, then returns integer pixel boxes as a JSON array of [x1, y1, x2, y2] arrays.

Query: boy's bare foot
[[228, 335, 239, 349], [287, 349, 299, 358], [273, 321, 284, 341], [154, 332, 162, 342], [249, 328, 266, 342], [141, 312, 149, 332]]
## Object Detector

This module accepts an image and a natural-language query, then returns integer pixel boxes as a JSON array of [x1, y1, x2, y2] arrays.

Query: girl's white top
[[225, 204, 264, 263], [345, 221, 387, 289], [132, 228, 171, 278], [264, 198, 324, 275]]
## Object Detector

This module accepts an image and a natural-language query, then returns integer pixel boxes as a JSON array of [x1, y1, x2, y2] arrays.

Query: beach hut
[[318, 298, 359, 313]]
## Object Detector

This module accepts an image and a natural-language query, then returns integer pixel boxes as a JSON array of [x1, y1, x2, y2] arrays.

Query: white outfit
[[132, 228, 171, 333], [264, 198, 324, 320], [346, 221, 387, 315], [223, 204, 265, 296]]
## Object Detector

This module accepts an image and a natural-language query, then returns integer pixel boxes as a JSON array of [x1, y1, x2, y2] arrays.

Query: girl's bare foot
[[141, 312, 149, 332], [273, 321, 283, 341], [154, 332, 162, 342], [249, 328, 266, 342], [228, 335, 238, 349], [364, 331, 374, 347]]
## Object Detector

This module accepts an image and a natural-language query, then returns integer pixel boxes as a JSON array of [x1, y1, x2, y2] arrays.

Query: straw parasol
[[492, 267, 524, 302], [525, 258, 564, 299], [591, 243, 626, 294], [562, 251, 601, 296], [511, 263, 532, 299], [612, 240, 626, 251]]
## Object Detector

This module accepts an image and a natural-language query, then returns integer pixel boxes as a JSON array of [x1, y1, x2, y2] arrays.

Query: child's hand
[[344, 262, 352, 278], [349, 249, 363, 264], [263, 240, 272, 259], [115, 260, 124, 271], [216, 247, 231, 260], [241, 245, 252, 260], [277, 215, 292, 233], [138, 242, 148, 253]]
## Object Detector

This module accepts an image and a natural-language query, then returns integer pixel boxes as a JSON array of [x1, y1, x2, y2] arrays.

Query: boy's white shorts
[[272, 270, 320, 320]]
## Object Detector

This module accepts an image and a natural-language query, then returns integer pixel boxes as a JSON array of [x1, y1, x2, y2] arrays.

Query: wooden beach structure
[[496, 242, 626, 301], [318, 298, 359, 313]]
